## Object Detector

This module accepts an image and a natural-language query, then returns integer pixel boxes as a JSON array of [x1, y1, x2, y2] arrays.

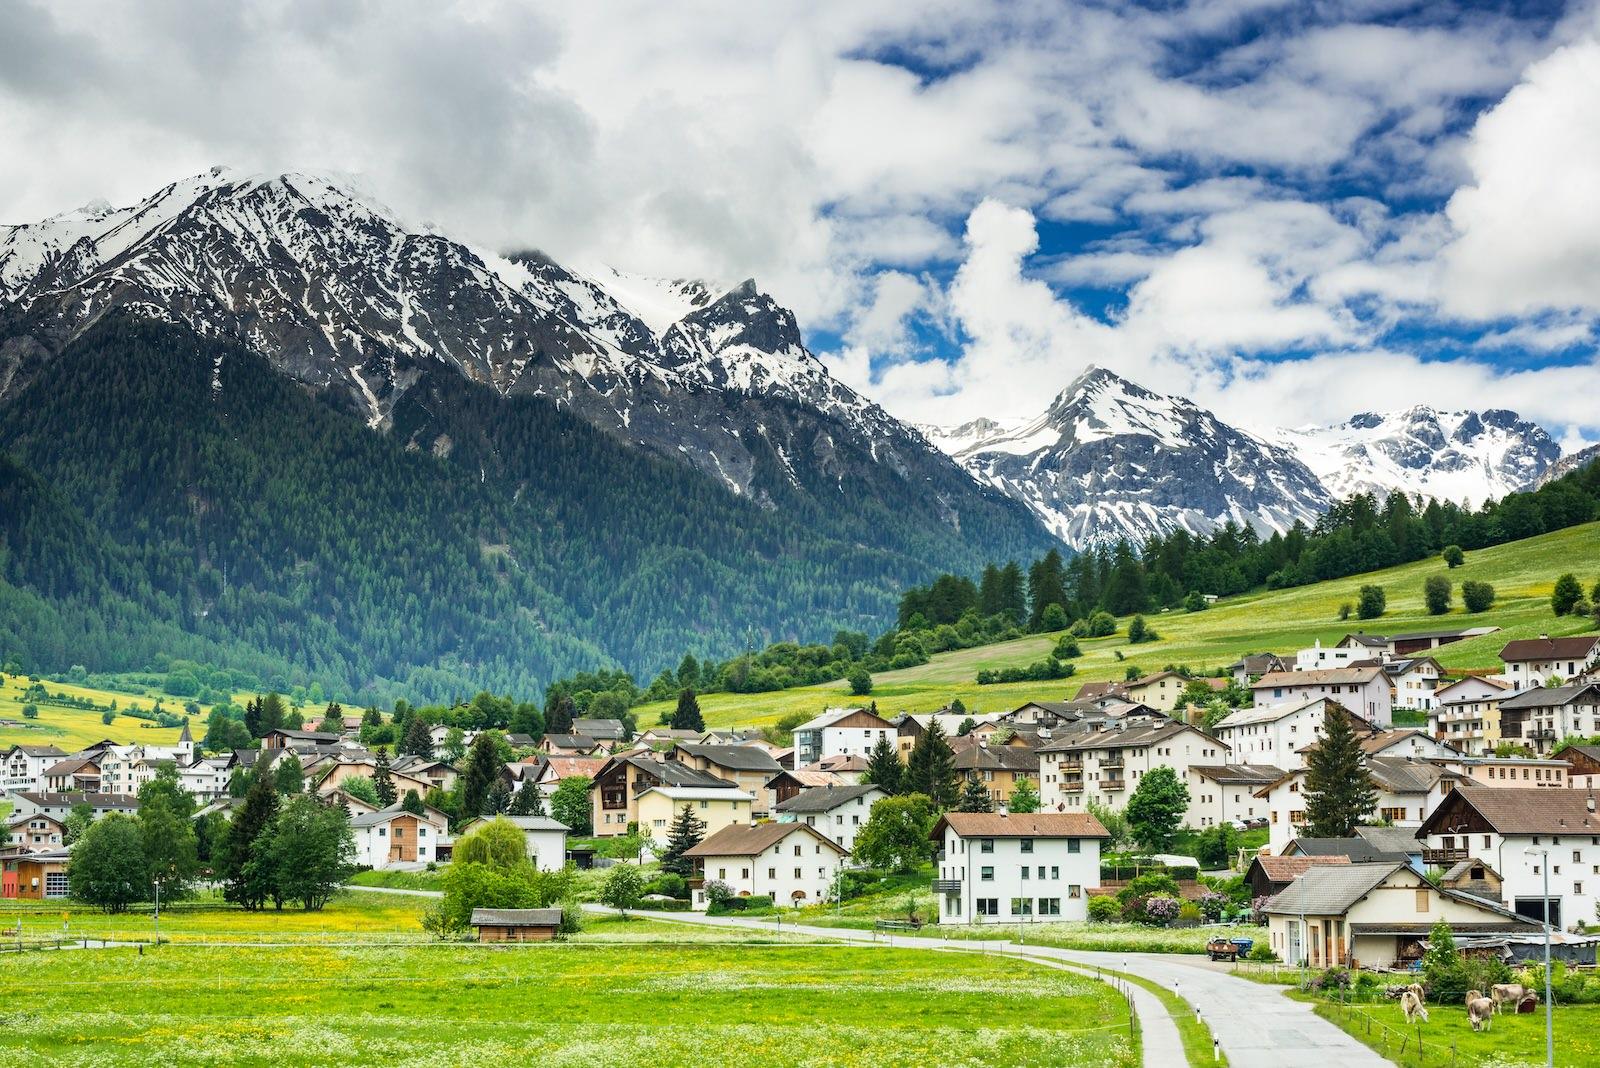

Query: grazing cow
[[1466, 990, 1495, 1032], [1490, 984, 1532, 1014], [1400, 987, 1429, 1025]]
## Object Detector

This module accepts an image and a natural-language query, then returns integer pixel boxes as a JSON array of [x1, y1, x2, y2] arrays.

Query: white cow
[[1400, 985, 1429, 1025], [1465, 990, 1495, 1032]]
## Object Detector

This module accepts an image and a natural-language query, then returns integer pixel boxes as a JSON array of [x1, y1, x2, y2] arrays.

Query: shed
[[470, 907, 564, 942]]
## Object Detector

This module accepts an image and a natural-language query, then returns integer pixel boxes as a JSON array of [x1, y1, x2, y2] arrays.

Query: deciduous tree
[[1126, 766, 1189, 853], [67, 813, 147, 913]]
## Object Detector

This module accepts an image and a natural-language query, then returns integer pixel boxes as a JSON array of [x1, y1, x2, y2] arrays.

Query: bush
[[1356, 584, 1386, 619], [1338, 602, 1352, 621], [644, 872, 688, 899], [1423, 576, 1451, 615], [1183, 590, 1209, 612], [1068, 619, 1090, 638], [1086, 611, 1117, 638], [1127, 616, 1159, 644], [1087, 895, 1121, 923], [1461, 580, 1496, 613], [847, 666, 873, 695], [1442, 545, 1464, 568], [1140, 895, 1182, 927], [1247, 943, 1278, 962], [1116, 872, 1181, 903], [1040, 603, 1069, 631], [1052, 635, 1082, 659], [1196, 890, 1227, 923], [1553, 573, 1584, 616], [1177, 902, 1202, 924], [21, 704, 38, 719]]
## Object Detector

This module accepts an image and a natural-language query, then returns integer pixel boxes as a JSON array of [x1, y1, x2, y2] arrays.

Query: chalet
[[1429, 676, 1512, 756], [636, 785, 755, 841], [590, 753, 738, 837], [470, 907, 563, 942], [1417, 785, 1600, 929], [310, 758, 433, 801], [41, 756, 100, 793], [1560, 746, 1600, 790], [5, 812, 64, 851], [1121, 671, 1226, 710], [1383, 657, 1443, 711], [1074, 680, 1129, 701], [1243, 853, 1350, 900], [773, 783, 883, 853], [1263, 861, 1537, 970], [1386, 626, 1499, 657], [8, 791, 137, 822], [260, 728, 341, 751], [764, 768, 845, 807], [1037, 720, 1228, 829], [636, 728, 701, 746], [698, 728, 768, 745], [1497, 682, 1600, 755], [1496, 635, 1600, 687], [685, 823, 847, 910], [952, 742, 1039, 808], [177, 756, 231, 802], [791, 708, 895, 770], [390, 756, 458, 792], [1295, 634, 1391, 672], [1252, 666, 1393, 727], [670, 743, 783, 815], [930, 811, 1109, 923], [459, 815, 568, 870], [540, 734, 601, 756], [1283, 837, 1416, 864], [1227, 653, 1290, 685], [804, 754, 869, 782], [350, 804, 447, 869], [535, 756, 607, 797]]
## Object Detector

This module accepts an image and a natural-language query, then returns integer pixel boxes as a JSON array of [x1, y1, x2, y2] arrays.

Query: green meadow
[[632, 520, 1600, 728]]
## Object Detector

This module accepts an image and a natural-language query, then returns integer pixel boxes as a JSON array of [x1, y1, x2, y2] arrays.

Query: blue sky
[[3, 0, 1597, 442]]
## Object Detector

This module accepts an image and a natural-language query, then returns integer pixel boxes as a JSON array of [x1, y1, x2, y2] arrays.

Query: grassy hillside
[[0, 674, 196, 751], [633, 521, 1600, 729]]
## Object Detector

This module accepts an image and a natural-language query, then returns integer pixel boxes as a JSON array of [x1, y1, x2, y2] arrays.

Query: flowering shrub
[[1197, 890, 1227, 923], [1250, 895, 1273, 925], [1141, 895, 1181, 927]]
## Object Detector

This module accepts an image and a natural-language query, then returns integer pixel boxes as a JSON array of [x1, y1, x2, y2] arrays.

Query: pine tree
[[547, 694, 576, 735], [1303, 703, 1378, 838], [485, 779, 512, 815], [508, 779, 545, 816], [956, 775, 994, 812], [998, 561, 1027, 624], [906, 720, 957, 808], [400, 716, 433, 758], [220, 770, 279, 909], [659, 804, 707, 877], [862, 734, 903, 795], [461, 733, 506, 817], [372, 747, 397, 807], [317, 701, 344, 735], [1027, 550, 1069, 629], [670, 688, 705, 732]]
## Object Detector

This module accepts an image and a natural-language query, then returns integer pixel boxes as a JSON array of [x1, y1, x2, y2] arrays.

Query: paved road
[[340, 884, 442, 899], [588, 908, 1392, 1068]]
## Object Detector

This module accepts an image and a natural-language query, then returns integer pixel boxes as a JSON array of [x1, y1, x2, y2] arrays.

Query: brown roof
[[1499, 635, 1600, 663], [542, 756, 606, 780], [930, 812, 1109, 839], [1253, 666, 1385, 687], [1074, 681, 1129, 700], [1419, 785, 1600, 837], [683, 822, 846, 858], [766, 768, 845, 789], [1251, 854, 1352, 883]]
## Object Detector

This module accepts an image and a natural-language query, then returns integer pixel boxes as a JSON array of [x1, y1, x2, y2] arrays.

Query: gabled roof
[[541, 756, 606, 780], [1338, 633, 1392, 648], [470, 908, 563, 927], [1038, 718, 1215, 755], [1263, 862, 1406, 915], [793, 707, 892, 732], [1216, 696, 1329, 730], [460, 814, 568, 833], [1365, 756, 1458, 794], [1499, 635, 1600, 663], [637, 785, 754, 802], [766, 768, 843, 790], [4, 745, 68, 759], [266, 729, 340, 742], [13, 791, 137, 809], [809, 754, 869, 773], [572, 718, 626, 740], [773, 783, 881, 814], [541, 734, 598, 748], [930, 812, 1109, 839], [1247, 853, 1351, 885], [350, 803, 448, 829], [1435, 675, 1512, 700], [1283, 837, 1409, 863], [1498, 682, 1600, 710], [952, 744, 1039, 773], [42, 757, 99, 777], [1227, 653, 1290, 674], [1190, 764, 1285, 786], [1353, 825, 1427, 854], [684, 821, 846, 857], [602, 753, 734, 789], [671, 742, 782, 773], [1418, 785, 1600, 837]]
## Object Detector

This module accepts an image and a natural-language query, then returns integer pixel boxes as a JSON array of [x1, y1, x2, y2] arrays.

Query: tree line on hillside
[[901, 471, 1600, 627]]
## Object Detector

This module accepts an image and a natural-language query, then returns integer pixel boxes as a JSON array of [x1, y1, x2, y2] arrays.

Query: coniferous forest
[[0, 317, 1051, 701]]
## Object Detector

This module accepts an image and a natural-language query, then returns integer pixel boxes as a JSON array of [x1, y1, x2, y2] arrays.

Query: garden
[[0, 940, 1141, 1067]]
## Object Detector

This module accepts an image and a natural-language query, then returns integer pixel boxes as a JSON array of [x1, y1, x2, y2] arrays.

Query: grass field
[[0, 672, 198, 750], [631, 521, 1600, 728], [1311, 992, 1600, 1067], [0, 940, 1139, 1066]]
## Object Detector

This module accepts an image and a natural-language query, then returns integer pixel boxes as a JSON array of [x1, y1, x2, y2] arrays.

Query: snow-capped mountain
[[950, 366, 1332, 547], [1273, 408, 1561, 506], [0, 168, 1045, 551]]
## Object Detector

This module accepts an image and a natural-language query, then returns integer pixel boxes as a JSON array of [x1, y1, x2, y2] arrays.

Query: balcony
[[1059, 758, 1084, 770], [1100, 756, 1125, 769], [932, 879, 962, 895], [1102, 777, 1127, 791], [1422, 847, 1469, 865]]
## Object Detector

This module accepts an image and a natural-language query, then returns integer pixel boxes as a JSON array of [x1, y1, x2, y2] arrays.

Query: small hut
[[469, 908, 563, 942]]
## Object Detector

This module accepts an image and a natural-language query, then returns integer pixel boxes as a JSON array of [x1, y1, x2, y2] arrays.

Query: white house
[[930, 811, 1109, 924], [1429, 676, 1513, 756], [177, 756, 232, 802], [772, 783, 884, 854], [1254, 756, 1460, 855], [1496, 635, 1600, 687], [1188, 765, 1284, 828], [458, 815, 569, 871], [7, 790, 138, 822], [1385, 658, 1442, 712], [1, 745, 69, 793], [1417, 785, 1600, 931], [1295, 634, 1391, 672], [1038, 719, 1229, 831], [685, 823, 847, 910], [1497, 683, 1600, 756], [1214, 697, 1346, 771], [350, 804, 448, 869], [790, 707, 896, 769], [1252, 667, 1393, 727]]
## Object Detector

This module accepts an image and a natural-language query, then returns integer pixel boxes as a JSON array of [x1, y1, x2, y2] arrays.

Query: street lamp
[[1523, 846, 1554, 1068]]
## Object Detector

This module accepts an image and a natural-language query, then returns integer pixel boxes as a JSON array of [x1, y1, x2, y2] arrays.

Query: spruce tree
[[221, 770, 279, 909], [461, 732, 505, 817], [400, 716, 434, 758], [957, 775, 994, 813], [400, 789, 426, 816], [508, 779, 545, 816], [862, 734, 903, 795], [1303, 704, 1378, 838], [317, 702, 344, 735], [372, 747, 397, 807], [659, 804, 707, 877], [670, 688, 705, 732], [272, 752, 304, 795], [547, 694, 576, 735], [906, 720, 958, 808], [485, 779, 512, 815]]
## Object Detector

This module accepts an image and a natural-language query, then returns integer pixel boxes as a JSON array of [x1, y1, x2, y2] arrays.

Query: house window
[[1415, 889, 1429, 913], [977, 898, 999, 916], [981, 866, 994, 881], [1020, 839, 1034, 854], [1039, 898, 1061, 916], [768, 868, 776, 879], [1010, 898, 1033, 916], [699, 800, 708, 809], [1068, 838, 1080, 854], [1068, 884, 1082, 899], [794, 868, 802, 879], [717, 868, 727, 880], [1051, 866, 1060, 879], [980, 839, 995, 854], [794, 845, 802, 857], [1021, 867, 1030, 880]]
